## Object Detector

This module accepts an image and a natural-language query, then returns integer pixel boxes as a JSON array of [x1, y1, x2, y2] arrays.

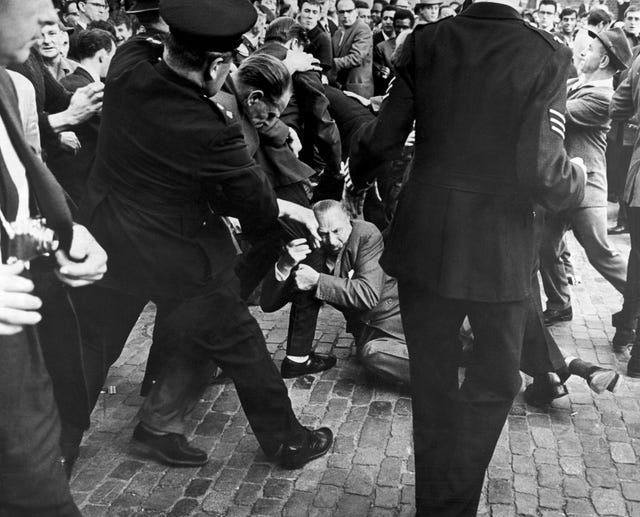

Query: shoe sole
[[132, 440, 208, 467], [281, 444, 331, 469], [544, 316, 572, 326], [589, 372, 620, 394]]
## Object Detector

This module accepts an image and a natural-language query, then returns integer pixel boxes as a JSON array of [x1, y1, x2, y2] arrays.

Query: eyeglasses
[[337, 8, 355, 14], [86, 2, 108, 9]]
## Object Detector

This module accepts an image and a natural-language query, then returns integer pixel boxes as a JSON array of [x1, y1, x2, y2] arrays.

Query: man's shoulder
[[60, 68, 92, 90], [351, 219, 383, 243]]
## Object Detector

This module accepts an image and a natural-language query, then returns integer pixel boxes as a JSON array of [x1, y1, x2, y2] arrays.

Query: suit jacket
[[261, 220, 403, 341], [48, 66, 98, 205], [350, 3, 585, 302], [330, 19, 374, 98], [564, 78, 613, 208], [373, 37, 396, 95], [611, 51, 640, 207], [80, 38, 280, 302]]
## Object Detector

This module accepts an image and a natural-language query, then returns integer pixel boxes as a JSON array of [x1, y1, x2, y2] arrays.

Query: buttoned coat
[[261, 219, 403, 340], [565, 78, 613, 208], [350, 3, 585, 302], [611, 51, 640, 206], [330, 18, 374, 98]]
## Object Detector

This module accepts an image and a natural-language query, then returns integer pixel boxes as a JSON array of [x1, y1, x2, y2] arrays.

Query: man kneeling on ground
[[262, 199, 409, 385]]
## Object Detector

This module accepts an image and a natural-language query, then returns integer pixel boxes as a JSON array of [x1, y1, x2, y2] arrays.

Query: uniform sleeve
[[349, 32, 416, 191], [515, 45, 585, 213], [201, 122, 279, 232], [333, 26, 373, 71], [316, 228, 385, 310], [565, 91, 611, 128], [610, 65, 636, 121]]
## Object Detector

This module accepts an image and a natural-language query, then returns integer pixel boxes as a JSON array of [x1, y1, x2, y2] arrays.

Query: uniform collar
[[459, 2, 522, 21], [155, 60, 208, 97]]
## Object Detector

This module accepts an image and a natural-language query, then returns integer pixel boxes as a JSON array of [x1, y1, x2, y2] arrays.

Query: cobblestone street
[[70, 212, 640, 516]]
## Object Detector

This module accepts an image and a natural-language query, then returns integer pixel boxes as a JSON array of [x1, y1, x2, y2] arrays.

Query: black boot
[[628, 344, 640, 378]]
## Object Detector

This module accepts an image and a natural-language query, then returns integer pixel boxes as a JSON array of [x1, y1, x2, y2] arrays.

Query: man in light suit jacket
[[540, 28, 632, 327], [261, 199, 410, 385], [330, 0, 374, 98]]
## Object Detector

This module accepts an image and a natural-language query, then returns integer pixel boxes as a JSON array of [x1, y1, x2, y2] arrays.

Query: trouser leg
[[139, 276, 305, 456], [571, 207, 627, 294], [357, 326, 410, 385], [0, 329, 81, 517], [539, 212, 571, 311], [620, 207, 640, 331]]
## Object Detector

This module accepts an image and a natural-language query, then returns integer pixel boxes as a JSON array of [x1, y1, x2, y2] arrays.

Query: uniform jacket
[[79, 38, 280, 302], [261, 219, 403, 341], [564, 77, 613, 208], [611, 50, 640, 206], [330, 19, 374, 98], [350, 2, 585, 302]]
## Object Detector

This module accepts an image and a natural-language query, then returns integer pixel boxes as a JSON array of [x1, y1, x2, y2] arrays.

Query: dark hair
[[111, 9, 132, 30], [373, 0, 389, 8], [355, 0, 369, 8], [626, 4, 640, 16], [382, 4, 397, 15], [87, 19, 117, 39], [559, 7, 577, 19], [394, 7, 414, 25], [539, 0, 557, 12], [265, 17, 309, 47], [236, 53, 291, 104], [74, 28, 115, 60], [298, 0, 324, 8], [64, 1, 78, 14], [164, 32, 232, 71], [587, 8, 611, 26]]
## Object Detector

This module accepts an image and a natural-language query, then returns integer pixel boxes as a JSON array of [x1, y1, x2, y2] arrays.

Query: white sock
[[287, 355, 310, 363]]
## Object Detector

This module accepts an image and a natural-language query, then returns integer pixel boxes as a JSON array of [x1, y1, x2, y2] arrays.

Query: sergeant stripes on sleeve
[[549, 108, 565, 139]]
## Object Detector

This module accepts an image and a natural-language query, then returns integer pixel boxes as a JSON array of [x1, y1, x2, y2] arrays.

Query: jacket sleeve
[[315, 228, 385, 311], [610, 65, 636, 121], [333, 25, 373, 71], [515, 45, 585, 213], [565, 91, 611, 129]]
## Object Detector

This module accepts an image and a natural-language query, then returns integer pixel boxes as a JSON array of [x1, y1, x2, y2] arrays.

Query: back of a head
[[265, 16, 307, 45], [74, 28, 116, 60], [588, 8, 611, 27], [237, 53, 291, 103], [87, 19, 117, 38]]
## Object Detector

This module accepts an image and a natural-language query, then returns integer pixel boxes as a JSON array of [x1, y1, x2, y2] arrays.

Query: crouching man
[[262, 199, 409, 385]]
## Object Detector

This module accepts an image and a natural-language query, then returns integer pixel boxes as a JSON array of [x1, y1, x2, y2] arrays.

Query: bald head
[[0, 0, 56, 66], [313, 200, 352, 255]]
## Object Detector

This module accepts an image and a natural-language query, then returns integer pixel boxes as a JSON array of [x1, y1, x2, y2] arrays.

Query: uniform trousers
[[66, 273, 306, 459], [0, 328, 81, 517], [398, 283, 526, 517], [540, 206, 627, 312], [620, 207, 640, 335]]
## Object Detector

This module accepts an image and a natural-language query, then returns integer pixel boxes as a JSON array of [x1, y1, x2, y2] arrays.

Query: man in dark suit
[[0, 0, 107, 514], [262, 200, 410, 384], [348, 0, 586, 513], [299, 0, 333, 71], [48, 28, 116, 204], [372, 8, 413, 95], [330, 0, 374, 97], [67, 0, 333, 471]]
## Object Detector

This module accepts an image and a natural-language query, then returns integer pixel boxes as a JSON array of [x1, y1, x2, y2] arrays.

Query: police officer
[[64, 0, 333, 471], [348, 0, 586, 513]]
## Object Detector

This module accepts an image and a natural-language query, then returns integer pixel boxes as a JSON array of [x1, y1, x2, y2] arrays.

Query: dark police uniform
[[349, 3, 585, 515], [65, 1, 311, 461]]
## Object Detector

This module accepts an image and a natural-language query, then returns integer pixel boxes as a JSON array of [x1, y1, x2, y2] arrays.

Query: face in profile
[[244, 89, 291, 131]]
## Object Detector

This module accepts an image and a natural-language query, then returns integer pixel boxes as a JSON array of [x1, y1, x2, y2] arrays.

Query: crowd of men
[[3, 0, 640, 515]]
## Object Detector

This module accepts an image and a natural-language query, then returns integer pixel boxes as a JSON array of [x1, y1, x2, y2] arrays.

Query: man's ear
[[206, 56, 226, 81], [600, 52, 611, 70], [78, 1, 87, 13], [247, 89, 265, 106]]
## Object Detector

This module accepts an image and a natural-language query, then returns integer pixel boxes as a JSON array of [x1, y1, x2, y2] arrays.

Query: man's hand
[[287, 127, 302, 157], [59, 131, 81, 154], [283, 50, 322, 74], [380, 65, 391, 79], [0, 263, 42, 335], [281, 238, 312, 269], [293, 264, 320, 291], [55, 225, 107, 288], [66, 83, 104, 125], [277, 199, 320, 247]]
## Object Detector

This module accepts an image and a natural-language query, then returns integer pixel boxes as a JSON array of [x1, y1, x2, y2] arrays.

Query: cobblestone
[[68, 229, 640, 515]]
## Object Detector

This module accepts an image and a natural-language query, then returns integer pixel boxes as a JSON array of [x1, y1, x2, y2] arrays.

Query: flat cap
[[589, 27, 633, 70], [160, 0, 258, 52], [126, 0, 159, 14]]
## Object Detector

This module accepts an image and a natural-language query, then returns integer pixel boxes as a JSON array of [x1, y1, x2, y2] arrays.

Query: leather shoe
[[612, 328, 635, 353], [281, 427, 333, 469], [543, 306, 572, 326], [628, 346, 640, 378], [608, 224, 628, 235], [132, 423, 208, 466], [281, 352, 337, 378], [524, 373, 568, 406], [587, 367, 620, 394]]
